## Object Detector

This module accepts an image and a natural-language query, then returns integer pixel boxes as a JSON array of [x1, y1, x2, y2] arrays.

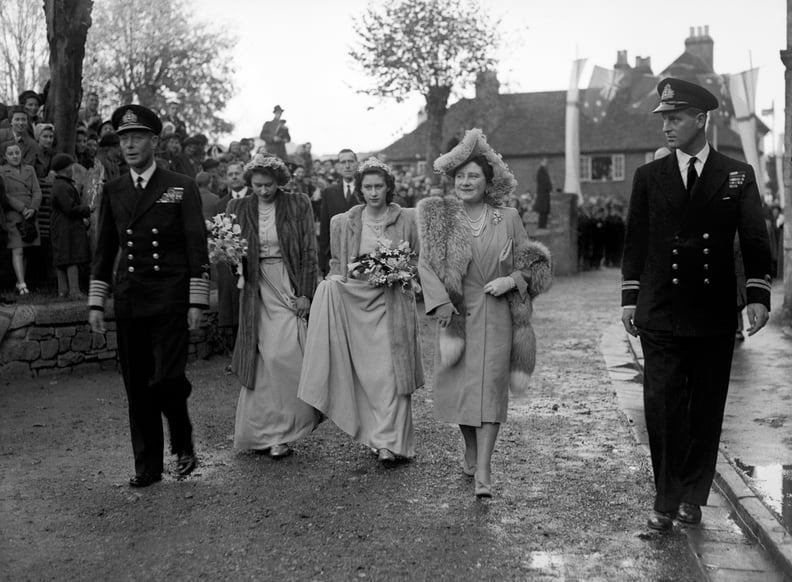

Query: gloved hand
[[483, 276, 515, 297]]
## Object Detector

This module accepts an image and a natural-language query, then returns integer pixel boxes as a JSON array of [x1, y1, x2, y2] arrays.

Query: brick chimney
[[615, 50, 629, 71], [474, 70, 501, 134], [684, 25, 714, 70], [475, 70, 500, 101], [634, 56, 652, 74]]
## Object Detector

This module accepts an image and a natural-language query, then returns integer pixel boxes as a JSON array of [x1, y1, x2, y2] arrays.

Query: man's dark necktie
[[346, 183, 352, 204], [686, 157, 698, 197], [136, 176, 144, 194]]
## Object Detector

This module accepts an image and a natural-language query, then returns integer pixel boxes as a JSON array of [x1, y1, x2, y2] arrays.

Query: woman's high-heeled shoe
[[461, 459, 476, 477], [474, 474, 492, 498], [270, 444, 291, 458], [378, 448, 396, 463], [16, 282, 29, 295]]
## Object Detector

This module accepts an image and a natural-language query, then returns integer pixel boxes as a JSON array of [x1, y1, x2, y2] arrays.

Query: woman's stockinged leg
[[11, 248, 25, 284], [460, 424, 477, 472], [475, 422, 500, 485]]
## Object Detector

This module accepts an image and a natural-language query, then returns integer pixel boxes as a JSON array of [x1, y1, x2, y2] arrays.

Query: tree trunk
[[44, 0, 93, 155], [423, 85, 451, 183], [781, 0, 792, 325]]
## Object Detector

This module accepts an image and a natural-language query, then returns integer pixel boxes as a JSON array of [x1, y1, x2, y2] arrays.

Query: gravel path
[[0, 269, 702, 581]]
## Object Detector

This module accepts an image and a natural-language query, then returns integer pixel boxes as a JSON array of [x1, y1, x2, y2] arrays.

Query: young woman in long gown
[[229, 154, 320, 458], [298, 158, 423, 463]]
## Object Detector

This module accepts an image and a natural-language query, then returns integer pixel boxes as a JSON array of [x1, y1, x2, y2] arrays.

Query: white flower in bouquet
[[206, 213, 248, 275], [347, 238, 421, 293]]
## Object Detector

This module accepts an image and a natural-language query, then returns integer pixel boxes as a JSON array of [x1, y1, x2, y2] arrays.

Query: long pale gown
[[233, 200, 319, 450], [298, 212, 416, 457]]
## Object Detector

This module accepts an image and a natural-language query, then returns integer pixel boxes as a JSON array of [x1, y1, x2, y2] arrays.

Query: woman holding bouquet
[[298, 158, 423, 463], [228, 154, 320, 457], [417, 129, 552, 498]]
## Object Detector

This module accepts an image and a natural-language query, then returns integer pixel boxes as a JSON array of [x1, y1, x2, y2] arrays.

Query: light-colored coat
[[330, 203, 423, 395], [417, 196, 551, 424]]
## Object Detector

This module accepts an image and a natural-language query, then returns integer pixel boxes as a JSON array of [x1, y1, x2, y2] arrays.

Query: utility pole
[[780, 0, 792, 324]]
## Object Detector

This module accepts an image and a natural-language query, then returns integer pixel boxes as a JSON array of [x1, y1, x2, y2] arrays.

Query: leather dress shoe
[[647, 510, 675, 531], [129, 473, 162, 488], [175, 452, 197, 477], [677, 502, 702, 524], [378, 448, 396, 463], [270, 444, 291, 459]]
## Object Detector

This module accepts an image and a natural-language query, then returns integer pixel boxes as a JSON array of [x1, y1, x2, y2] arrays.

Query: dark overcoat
[[318, 182, 357, 274], [50, 175, 91, 266]]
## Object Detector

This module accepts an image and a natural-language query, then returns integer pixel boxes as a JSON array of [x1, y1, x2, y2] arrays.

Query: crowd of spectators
[[0, 88, 785, 299]]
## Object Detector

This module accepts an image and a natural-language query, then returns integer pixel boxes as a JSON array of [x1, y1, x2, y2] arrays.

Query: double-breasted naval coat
[[621, 148, 771, 334]]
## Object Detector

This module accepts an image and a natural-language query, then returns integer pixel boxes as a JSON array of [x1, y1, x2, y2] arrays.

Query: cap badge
[[660, 84, 675, 101], [121, 110, 138, 125]]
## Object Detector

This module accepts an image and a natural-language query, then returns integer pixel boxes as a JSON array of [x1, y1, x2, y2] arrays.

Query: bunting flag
[[581, 66, 625, 123], [564, 58, 587, 200]]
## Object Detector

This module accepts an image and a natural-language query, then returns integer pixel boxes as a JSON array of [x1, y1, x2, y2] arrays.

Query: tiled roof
[[380, 89, 743, 161]]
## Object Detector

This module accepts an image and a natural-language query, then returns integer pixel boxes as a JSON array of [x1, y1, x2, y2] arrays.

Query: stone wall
[[530, 192, 579, 276], [0, 299, 226, 380]]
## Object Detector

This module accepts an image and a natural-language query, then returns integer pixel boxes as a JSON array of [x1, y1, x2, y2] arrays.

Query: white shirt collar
[[675, 143, 709, 178], [130, 162, 157, 190], [231, 186, 248, 200]]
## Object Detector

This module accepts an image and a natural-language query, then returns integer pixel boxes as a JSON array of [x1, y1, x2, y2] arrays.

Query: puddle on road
[[733, 458, 792, 531]]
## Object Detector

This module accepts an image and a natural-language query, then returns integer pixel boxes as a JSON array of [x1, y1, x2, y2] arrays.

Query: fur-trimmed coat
[[417, 196, 551, 421], [229, 190, 318, 388]]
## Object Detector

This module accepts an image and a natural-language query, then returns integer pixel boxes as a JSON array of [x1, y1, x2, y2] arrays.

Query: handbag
[[17, 217, 38, 243]]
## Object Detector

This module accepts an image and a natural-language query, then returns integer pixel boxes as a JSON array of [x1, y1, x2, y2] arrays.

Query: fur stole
[[416, 196, 472, 368], [417, 195, 552, 394]]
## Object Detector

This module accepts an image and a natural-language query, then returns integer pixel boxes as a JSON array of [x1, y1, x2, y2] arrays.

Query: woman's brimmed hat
[[433, 128, 518, 201]]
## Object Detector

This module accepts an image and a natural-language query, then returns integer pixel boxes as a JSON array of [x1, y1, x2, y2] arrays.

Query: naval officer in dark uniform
[[621, 78, 772, 531], [88, 105, 210, 488]]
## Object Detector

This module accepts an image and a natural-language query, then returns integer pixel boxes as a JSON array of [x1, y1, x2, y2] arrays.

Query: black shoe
[[677, 502, 702, 524], [176, 452, 197, 477], [647, 510, 675, 531], [129, 473, 162, 488]]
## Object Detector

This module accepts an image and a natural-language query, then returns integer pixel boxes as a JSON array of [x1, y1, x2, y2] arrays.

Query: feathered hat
[[433, 128, 518, 202]]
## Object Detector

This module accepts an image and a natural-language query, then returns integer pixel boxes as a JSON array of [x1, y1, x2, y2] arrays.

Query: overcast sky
[[193, 0, 787, 156]]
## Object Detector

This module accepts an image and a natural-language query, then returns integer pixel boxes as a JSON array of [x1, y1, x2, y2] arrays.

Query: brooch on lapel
[[492, 209, 503, 225], [728, 171, 746, 189], [156, 187, 184, 204]]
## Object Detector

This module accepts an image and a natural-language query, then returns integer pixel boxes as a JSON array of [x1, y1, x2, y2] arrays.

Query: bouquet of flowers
[[205, 213, 248, 276], [348, 239, 421, 293]]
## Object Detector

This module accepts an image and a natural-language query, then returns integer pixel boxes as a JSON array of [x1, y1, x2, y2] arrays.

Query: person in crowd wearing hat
[[259, 105, 290, 161], [182, 135, 205, 176], [621, 77, 773, 531], [417, 128, 552, 498], [318, 148, 359, 276], [88, 104, 210, 488], [49, 154, 91, 299], [0, 106, 40, 167], [33, 123, 56, 181], [201, 157, 224, 195], [0, 139, 42, 294], [96, 132, 123, 183]]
